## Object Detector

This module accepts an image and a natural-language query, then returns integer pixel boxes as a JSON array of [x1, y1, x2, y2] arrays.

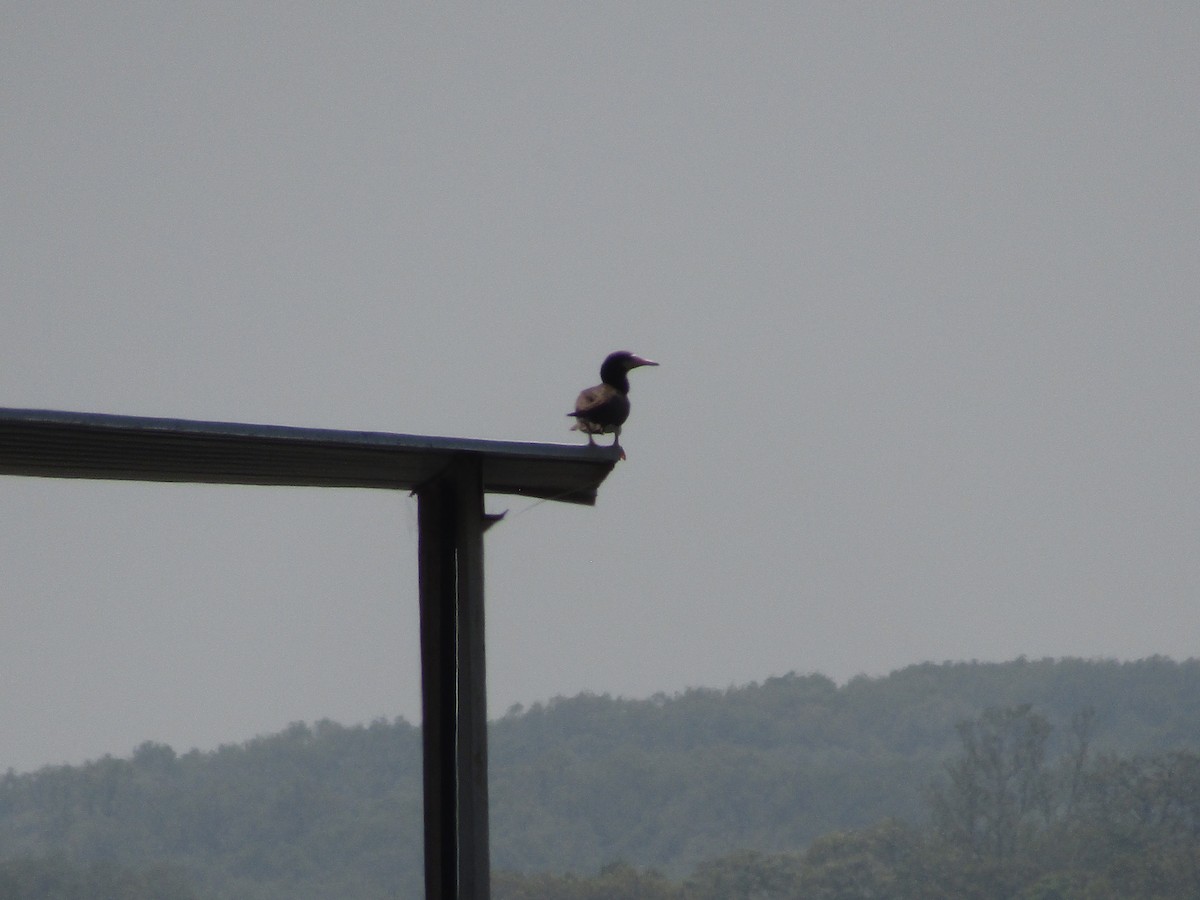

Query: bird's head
[[603, 350, 659, 374]]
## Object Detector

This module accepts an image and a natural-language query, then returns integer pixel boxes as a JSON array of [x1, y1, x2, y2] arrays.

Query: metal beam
[[0, 407, 619, 504], [418, 456, 490, 899]]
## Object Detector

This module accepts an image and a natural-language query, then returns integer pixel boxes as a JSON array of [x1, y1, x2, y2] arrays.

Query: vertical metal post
[[417, 456, 490, 900]]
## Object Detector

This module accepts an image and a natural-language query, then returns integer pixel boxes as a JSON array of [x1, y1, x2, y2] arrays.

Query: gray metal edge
[[0, 407, 623, 463]]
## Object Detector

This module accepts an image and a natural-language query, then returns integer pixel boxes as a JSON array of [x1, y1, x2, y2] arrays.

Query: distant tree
[[796, 819, 969, 900], [1068, 750, 1200, 898], [494, 862, 679, 900], [930, 706, 1053, 862], [131, 741, 178, 773], [0, 855, 199, 900], [682, 848, 802, 900]]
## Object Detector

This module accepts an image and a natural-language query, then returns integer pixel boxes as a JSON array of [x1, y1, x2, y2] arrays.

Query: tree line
[[495, 705, 1200, 898], [2, 656, 1200, 897]]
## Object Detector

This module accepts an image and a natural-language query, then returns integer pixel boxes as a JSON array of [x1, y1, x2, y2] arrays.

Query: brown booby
[[568, 350, 658, 458]]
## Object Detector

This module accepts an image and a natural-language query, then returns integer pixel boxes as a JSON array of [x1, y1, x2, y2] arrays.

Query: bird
[[568, 350, 658, 458]]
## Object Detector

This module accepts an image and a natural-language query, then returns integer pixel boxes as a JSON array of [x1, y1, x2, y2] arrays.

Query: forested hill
[[3, 656, 1200, 899]]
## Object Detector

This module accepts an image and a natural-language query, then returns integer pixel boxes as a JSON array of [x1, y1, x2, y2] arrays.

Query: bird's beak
[[628, 355, 659, 369]]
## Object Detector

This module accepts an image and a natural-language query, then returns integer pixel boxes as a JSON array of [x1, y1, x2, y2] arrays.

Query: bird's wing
[[571, 383, 617, 416]]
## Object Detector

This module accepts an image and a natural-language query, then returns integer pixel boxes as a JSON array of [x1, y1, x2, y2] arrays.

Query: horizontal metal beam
[[0, 407, 619, 505]]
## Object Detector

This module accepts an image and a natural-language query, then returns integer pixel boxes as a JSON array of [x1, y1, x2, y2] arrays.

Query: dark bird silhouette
[[568, 350, 658, 458]]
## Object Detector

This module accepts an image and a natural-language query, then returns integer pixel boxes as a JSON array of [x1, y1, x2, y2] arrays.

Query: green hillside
[[2, 656, 1200, 898]]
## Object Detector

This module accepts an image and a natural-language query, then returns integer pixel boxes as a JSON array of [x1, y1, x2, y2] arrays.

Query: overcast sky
[[2, 4, 1197, 774]]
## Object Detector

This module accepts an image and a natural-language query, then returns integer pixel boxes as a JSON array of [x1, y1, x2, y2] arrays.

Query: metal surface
[[418, 458, 490, 899], [0, 407, 619, 504]]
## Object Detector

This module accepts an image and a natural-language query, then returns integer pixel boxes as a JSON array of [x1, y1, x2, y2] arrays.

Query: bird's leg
[[612, 428, 625, 460], [586, 433, 596, 447]]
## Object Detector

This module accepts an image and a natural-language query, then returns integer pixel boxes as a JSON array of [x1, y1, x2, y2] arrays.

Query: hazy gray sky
[[2, 4, 1197, 774]]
